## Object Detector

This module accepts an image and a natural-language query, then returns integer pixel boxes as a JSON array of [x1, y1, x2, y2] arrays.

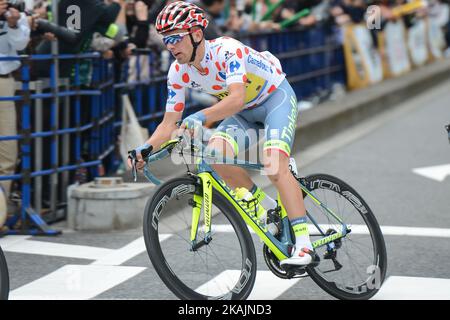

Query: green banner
[[280, 9, 310, 29], [261, 0, 286, 21]]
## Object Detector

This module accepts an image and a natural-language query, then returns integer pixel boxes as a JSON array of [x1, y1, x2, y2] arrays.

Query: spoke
[[340, 240, 367, 285], [344, 238, 376, 266]]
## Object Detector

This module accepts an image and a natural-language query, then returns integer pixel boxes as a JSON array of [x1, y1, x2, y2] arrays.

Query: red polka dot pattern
[[174, 103, 184, 112], [236, 49, 242, 59], [182, 73, 190, 83], [172, 83, 182, 89], [268, 85, 277, 94]]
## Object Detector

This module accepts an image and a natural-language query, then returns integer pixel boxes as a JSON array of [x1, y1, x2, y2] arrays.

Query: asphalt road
[[1, 78, 450, 300]]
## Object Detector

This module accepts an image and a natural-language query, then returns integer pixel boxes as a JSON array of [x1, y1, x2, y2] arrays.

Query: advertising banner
[[343, 24, 383, 90], [380, 21, 411, 77]]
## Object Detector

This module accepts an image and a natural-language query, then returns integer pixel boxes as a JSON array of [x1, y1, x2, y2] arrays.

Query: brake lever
[[132, 159, 138, 182], [128, 150, 138, 182]]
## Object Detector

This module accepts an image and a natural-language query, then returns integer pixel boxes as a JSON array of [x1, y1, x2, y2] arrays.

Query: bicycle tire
[[0, 246, 9, 300], [143, 175, 257, 300], [300, 173, 387, 300]]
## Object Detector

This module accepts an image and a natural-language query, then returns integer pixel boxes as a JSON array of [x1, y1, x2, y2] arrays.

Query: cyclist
[[129, 1, 315, 266]]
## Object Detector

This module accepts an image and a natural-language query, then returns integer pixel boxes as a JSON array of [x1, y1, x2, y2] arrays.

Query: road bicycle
[[0, 245, 9, 300], [130, 131, 387, 300]]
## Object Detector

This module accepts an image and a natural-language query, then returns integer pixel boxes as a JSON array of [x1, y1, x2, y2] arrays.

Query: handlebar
[[127, 121, 205, 184], [128, 144, 154, 182]]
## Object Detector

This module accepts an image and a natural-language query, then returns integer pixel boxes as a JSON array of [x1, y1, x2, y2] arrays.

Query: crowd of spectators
[[0, 0, 448, 86]]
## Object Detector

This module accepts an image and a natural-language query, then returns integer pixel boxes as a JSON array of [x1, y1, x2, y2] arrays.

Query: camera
[[0, 0, 25, 21], [33, 18, 78, 43]]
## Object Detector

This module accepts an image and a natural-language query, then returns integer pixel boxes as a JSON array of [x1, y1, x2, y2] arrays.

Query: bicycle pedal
[[280, 264, 307, 278], [310, 253, 321, 268]]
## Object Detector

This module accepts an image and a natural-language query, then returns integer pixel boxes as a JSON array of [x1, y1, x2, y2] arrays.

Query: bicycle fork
[[189, 173, 213, 251]]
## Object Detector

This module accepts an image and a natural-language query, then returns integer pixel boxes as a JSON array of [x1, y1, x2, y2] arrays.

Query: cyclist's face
[[163, 29, 202, 64]]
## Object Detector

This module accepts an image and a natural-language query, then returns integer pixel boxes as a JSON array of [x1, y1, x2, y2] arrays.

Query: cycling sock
[[290, 216, 313, 251]]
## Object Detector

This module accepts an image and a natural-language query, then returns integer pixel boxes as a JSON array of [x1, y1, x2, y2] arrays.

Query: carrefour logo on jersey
[[229, 61, 241, 73], [247, 55, 272, 73]]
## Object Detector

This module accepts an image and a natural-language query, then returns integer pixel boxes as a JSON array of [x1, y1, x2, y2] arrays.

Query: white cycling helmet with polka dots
[[155, 1, 209, 34]]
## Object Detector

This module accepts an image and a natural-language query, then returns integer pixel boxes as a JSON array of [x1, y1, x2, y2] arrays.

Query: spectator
[[0, 0, 31, 214], [196, 0, 229, 39], [126, 0, 151, 49], [35, 0, 124, 80], [230, 0, 281, 33], [277, 0, 322, 26]]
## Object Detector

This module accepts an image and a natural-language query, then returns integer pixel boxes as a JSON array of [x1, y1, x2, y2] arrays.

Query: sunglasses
[[163, 31, 192, 46]]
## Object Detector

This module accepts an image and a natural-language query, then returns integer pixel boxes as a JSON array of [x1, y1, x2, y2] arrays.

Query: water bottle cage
[[241, 197, 259, 217]]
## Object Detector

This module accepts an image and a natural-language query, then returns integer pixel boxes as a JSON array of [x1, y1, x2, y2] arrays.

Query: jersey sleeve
[[165, 62, 186, 113], [220, 39, 248, 87]]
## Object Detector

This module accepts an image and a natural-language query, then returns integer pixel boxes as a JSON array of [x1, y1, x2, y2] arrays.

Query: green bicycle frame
[[188, 156, 350, 262]]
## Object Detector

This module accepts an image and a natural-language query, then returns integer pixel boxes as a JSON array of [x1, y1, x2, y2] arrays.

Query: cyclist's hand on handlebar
[[127, 143, 153, 171]]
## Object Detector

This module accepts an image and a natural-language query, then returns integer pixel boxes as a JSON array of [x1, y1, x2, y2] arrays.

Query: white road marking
[[413, 164, 450, 182], [195, 270, 302, 299], [0, 234, 172, 261], [92, 235, 171, 266], [1, 238, 114, 260], [248, 271, 304, 300], [3, 234, 173, 300], [373, 276, 450, 300], [211, 224, 450, 238], [9, 265, 146, 300], [0, 236, 31, 248]]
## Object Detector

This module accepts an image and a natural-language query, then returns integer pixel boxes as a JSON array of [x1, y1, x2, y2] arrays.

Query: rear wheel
[[300, 174, 387, 300], [143, 175, 257, 300]]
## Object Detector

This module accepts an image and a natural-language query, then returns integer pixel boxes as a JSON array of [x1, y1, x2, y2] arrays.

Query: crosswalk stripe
[[248, 271, 304, 300], [92, 235, 172, 266], [0, 234, 172, 262], [9, 264, 146, 300], [1, 238, 114, 260], [195, 270, 302, 299], [373, 276, 450, 300]]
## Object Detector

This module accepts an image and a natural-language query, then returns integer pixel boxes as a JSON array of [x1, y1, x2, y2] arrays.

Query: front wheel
[[143, 175, 257, 300], [300, 174, 387, 300], [0, 246, 9, 300]]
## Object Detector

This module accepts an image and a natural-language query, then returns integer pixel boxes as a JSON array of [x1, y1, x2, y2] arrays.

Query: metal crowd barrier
[[238, 24, 346, 100], [0, 24, 345, 235], [0, 52, 116, 235]]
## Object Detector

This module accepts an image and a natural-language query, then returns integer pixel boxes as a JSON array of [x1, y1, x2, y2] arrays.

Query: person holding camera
[[0, 0, 30, 211]]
